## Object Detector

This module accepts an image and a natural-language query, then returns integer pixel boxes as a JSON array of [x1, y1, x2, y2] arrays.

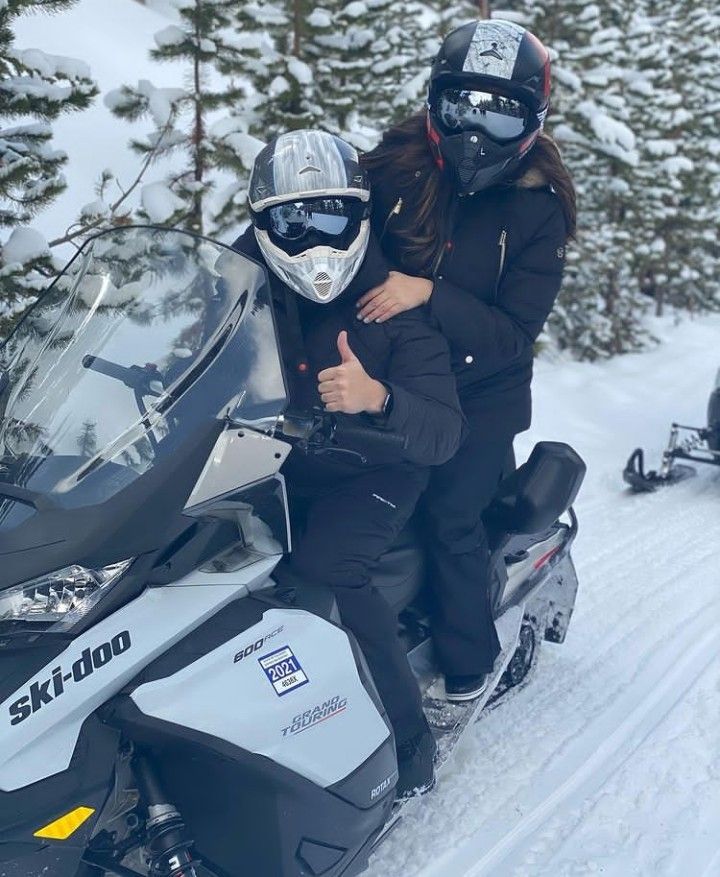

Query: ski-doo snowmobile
[[623, 370, 720, 492], [0, 226, 585, 877]]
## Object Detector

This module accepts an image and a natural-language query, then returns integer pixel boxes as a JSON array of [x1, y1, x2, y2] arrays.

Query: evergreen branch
[[47, 113, 177, 248]]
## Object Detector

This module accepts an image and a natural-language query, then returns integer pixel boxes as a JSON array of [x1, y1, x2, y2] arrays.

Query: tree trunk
[[293, 0, 302, 56], [191, 5, 205, 235], [478, 0, 492, 18]]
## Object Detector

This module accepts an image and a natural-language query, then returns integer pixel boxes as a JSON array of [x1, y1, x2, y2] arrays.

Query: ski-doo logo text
[[8, 631, 132, 726], [281, 695, 348, 737]]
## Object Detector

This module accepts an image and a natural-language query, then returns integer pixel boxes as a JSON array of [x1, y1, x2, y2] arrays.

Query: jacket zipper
[[494, 229, 508, 300], [380, 197, 403, 241]]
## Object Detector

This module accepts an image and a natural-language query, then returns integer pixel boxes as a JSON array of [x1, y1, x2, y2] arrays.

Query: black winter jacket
[[231, 227, 464, 478], [368, 161, 567, 435]]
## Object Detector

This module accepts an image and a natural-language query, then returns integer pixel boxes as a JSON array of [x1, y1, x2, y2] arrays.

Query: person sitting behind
[[232, 129, 463, 798]]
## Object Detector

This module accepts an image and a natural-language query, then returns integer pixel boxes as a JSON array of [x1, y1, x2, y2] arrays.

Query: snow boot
[[445, 672, 488, 702], [395, 719, 437, 799]]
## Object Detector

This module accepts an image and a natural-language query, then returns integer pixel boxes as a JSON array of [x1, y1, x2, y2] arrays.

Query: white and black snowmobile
[[623, 370, 720, 492], [0, 226, 585, 877]]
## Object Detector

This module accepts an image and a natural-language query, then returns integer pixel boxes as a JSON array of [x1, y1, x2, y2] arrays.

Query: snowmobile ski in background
[[0, 226, 585, 877], [623, 370, 720, 492]]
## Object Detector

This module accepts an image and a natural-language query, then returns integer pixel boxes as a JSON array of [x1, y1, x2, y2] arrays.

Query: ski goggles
[[255, 197, 368, 245], [437, 88, 530, 142]]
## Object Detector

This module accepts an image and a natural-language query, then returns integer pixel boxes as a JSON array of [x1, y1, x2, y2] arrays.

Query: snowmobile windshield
[[0, 226, 287, 531]]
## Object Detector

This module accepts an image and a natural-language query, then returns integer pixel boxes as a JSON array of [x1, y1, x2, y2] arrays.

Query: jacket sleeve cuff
[[378, 381, 411, 433]]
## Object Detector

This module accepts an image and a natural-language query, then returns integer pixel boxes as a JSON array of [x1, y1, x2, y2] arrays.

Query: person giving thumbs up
[[317, 331, 389, 415]]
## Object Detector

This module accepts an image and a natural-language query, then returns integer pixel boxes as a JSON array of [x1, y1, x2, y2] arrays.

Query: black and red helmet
[[427, 19, 551, 193]]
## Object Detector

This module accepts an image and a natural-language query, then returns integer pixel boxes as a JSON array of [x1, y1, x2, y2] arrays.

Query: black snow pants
[[275, 462, 429, 743], [421, 399, 514, 676]]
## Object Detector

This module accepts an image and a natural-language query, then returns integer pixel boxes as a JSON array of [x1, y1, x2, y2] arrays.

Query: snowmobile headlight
[[0, 560, 133, 632]]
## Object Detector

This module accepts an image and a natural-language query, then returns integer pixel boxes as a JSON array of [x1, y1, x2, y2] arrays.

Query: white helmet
[[249, 130, 371, 304]]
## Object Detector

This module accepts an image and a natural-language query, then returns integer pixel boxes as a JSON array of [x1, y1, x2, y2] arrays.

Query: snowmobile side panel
[[130, 607, 391, 789], [184, 428, 291, 512], [0, 715, 118, 877], [0, 564, 276, 791], [106, 696, 393, 877]]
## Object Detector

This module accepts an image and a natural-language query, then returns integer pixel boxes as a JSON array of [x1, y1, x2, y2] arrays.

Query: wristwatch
[[381, 387, 394, 417]]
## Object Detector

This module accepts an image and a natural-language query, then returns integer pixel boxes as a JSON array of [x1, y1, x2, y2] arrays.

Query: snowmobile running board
[[372, 605, 524, 849], [624, 423, 720, 492]]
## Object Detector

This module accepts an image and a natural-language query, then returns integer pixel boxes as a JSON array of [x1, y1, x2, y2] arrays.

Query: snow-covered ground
[[369, 313, 720, 877]]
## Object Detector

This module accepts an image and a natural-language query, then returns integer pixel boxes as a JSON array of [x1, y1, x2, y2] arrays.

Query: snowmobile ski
[[625, 375, 720, 492], [624, 424, 720, 492]]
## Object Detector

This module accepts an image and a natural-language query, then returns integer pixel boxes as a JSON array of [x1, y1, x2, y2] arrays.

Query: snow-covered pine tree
[[303, 1, 429, 149], [622, 5, 695, 317], [247, 2, 325, 135], [435, 1, 488, 37], [659, 1, 720, 313], [0, 0, 97, 328], [507, 1, 648, 359], [106, 1, 264, 239]]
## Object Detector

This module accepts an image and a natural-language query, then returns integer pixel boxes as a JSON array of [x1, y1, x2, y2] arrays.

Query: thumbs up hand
[[317, 331, 388, 414]]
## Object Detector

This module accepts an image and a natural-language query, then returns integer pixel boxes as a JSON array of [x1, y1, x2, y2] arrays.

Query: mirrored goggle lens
[[268, 199, 354, 241], [438, 89, 528, 141]]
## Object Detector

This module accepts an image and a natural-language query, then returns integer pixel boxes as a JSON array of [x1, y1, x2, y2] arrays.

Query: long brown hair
[[362, 111, 577, 276]]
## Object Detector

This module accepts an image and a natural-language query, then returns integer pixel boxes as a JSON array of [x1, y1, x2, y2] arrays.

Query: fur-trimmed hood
[[515, 165, 549, 189]]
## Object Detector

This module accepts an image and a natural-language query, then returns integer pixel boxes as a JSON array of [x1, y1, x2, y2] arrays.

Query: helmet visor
[[255, 197, 368, 255], [437, 89, 529, 142]]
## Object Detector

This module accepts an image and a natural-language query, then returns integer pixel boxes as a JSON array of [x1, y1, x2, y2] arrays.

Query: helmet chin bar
[[255, 220, 370, 305], [435, 121, 541, 194]]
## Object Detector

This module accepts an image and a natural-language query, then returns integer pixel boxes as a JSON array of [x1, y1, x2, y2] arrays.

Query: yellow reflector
[[34, 806, 95, 840]]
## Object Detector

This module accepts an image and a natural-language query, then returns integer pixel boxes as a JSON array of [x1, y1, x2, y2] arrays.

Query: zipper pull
[[495, 229, 508, 301], [498, 229, 508, 268], [380, 197, 403, 239]]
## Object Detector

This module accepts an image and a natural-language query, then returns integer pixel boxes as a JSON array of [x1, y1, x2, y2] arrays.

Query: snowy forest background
[[1, 0, 718, 361]]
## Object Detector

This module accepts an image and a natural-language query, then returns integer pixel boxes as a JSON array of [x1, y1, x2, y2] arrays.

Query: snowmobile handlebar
[[82, 354, 132, 385], [82, 354, 164, 395], [279, 409, 408, 464]]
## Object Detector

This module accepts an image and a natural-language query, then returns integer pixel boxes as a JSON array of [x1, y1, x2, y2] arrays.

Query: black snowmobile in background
[[624, 369, 720, 491], [0, 226, 585, 877]]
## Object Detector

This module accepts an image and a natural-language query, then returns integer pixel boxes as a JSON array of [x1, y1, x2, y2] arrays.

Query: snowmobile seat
[[483, 442, 586, 540], [372, 442, 585, 612]]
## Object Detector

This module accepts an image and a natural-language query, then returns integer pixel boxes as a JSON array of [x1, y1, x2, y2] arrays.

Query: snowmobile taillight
[[0, 559, 133, 631]]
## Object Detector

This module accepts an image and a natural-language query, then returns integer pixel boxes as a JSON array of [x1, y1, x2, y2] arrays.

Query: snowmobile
[[623, 370, 720, 492], [0, 226, 585, 877]]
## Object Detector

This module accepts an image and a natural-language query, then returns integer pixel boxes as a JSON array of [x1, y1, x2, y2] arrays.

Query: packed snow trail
[[368, 313, 720, 877]]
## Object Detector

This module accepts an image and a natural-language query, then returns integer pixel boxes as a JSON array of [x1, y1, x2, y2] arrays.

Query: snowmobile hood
[[0, 226, 288, 589]]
